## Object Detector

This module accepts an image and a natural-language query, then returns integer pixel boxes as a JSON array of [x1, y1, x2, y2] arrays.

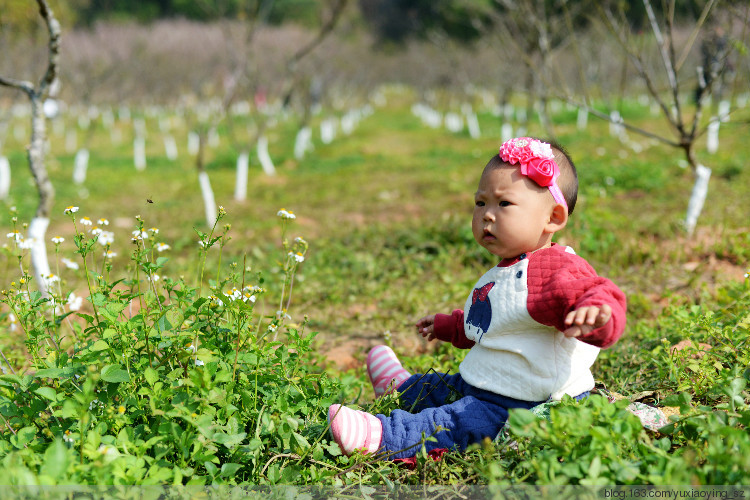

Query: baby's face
[[472, 165, 557, 259]]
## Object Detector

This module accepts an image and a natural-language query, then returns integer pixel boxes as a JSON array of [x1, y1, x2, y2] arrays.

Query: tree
[[0, 0, 60, 296], [583, 0, 746, 235], [358, 0, 494, 44]]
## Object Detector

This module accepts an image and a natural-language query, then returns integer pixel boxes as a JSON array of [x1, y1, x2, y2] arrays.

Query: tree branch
[[37, 0, 62, 96], [0, 77, 35, 97]]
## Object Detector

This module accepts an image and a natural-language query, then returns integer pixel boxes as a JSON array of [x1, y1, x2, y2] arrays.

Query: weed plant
[[0, 92, 749, 486]]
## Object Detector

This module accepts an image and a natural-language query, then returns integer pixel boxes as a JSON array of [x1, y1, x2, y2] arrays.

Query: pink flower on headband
[[499, 137, 568, 209]]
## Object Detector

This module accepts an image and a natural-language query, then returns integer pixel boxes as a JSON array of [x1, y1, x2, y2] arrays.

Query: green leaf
[[90, 339, 109, 352], [144, 367, 158, 386], [40, 439, 71, 480], [325, 442, 342, 457], [34, 368, 66, 379], [292, 432, 310, 452], [212, 432, 246, 448], [11, 426, 36, 448], [101, 365, 130, 383], [220, 463, 243, 477], [166, 308, 184, 329], [34, 386, 57, 401]]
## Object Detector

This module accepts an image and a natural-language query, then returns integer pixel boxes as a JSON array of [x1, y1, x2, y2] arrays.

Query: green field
[[1, 87, 749, 487]]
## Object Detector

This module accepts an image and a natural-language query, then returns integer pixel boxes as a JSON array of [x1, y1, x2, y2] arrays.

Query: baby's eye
[[499, 201, 511, 207], [475, 200, 485, 207]]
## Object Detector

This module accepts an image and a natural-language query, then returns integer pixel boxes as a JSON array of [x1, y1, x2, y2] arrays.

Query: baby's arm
[[563, 304, 612, 338], [416, 310, 475, 349], [416, 314, 437, 341]]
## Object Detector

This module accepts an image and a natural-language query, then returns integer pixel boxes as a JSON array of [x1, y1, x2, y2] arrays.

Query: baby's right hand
[[416, 315, 437, 341]]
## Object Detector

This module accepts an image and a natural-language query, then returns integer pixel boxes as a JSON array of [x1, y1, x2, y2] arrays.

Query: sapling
[[0, 0, 60, 297]]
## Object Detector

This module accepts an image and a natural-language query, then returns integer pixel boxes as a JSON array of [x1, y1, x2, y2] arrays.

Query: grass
[[1, 86, 749, 486]]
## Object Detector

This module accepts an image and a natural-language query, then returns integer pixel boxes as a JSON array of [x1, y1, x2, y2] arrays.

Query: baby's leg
[[379, 394, 532, 460], [396, 371, 466, 413], [367, 345, 411, 396]]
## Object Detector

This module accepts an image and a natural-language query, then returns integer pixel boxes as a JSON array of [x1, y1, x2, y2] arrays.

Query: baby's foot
[[367, 345, 411, 397], [328, 404, 382, 455]]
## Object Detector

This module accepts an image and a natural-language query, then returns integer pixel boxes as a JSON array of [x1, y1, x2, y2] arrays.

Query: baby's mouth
[[483, 229, 496, 240]]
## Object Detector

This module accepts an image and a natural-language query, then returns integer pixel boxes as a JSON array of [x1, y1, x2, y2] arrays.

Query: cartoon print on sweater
[[466, 281, 495, 342]]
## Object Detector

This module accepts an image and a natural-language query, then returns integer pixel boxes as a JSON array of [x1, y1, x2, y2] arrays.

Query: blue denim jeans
[[376, 372, 545, 459]]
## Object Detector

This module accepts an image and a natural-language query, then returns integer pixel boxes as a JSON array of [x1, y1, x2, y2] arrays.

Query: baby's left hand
[[563, 304, 612, 338]]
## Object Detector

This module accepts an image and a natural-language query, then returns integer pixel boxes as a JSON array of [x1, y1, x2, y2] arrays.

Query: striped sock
[[367, 345, 411, 397], [328, 404, 382, 456]]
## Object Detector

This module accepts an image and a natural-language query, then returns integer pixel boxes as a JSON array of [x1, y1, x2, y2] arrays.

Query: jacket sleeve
[[433, 309, 475, 349], [526, 251, 627, 349]]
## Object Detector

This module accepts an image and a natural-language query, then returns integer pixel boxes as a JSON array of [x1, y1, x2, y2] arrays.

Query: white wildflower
[[80, 217, 92, 226], [51, 236, 65, 244], [64, 206, 79, 214], [156, 242, 171, 252], [6, 231, 22, 243], [276, 208, 296, 220], [98, 231, 115, 246], [18, 239, 34, 250], [103, 250, 117, 259], [97, 218, 110, 226], [44, 274, 60, 285], [289, 251, 305, 263], [61, 257, 79, 270], [67, 292, 83, 311]]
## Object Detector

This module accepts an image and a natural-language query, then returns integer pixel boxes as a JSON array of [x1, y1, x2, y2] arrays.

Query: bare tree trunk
[[0, 0, 60, 296]]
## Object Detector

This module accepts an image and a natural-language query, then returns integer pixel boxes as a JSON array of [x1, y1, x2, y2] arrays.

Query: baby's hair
[[486, 138, 579, 215]]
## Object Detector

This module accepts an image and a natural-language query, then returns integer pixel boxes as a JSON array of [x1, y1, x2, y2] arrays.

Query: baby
[[328, 137, 627, 459]]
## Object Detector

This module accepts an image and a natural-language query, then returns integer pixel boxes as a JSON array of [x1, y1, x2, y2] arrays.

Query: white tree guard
[[340, 112, 356, 135], [320, 118, 336, 144], [706, 118, 720, 154], [73, 148, 89, 184], [256, 135, 276, 176], [164, 135, 178, 161], [0, 156, 10, 200], [577, 108, 588, 130], [444, 112, 463, 133], [294, 126, 313, 160], [718, 100, 730, 122], [465, 111, 481, 139], [134, 137, 146, 170], [501, 123, 514, 142], [28, 217, 52, 297], [198, 171, 217, 227], [187, 132, 199, 156], [609, 110, 624, 139], [685, 164, 711, 236], [234, 151, 249, 201]]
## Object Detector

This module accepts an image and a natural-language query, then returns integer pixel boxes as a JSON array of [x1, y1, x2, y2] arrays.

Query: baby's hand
[[563, 304, 612, 338], [416, 315, 437, 341]]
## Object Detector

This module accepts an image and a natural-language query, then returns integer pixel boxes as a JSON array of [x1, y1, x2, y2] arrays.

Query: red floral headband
[[498, 137, 568, 211]]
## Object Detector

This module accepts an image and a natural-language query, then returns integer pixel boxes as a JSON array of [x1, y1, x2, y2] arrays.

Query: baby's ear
[[545, 203, 568, 234]]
